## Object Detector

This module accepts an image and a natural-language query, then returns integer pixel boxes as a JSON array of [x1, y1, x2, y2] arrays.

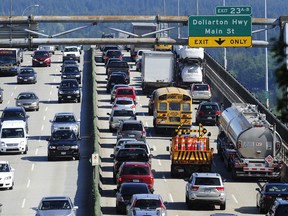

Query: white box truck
[[141, 51, 175, 94], [0, 120, 29, 154]]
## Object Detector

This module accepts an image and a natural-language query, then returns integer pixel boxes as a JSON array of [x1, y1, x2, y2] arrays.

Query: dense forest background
[[1, 0, 287, 111]]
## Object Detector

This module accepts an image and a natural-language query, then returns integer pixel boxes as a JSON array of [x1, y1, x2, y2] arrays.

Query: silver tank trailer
[[219, 103, 281, 159]]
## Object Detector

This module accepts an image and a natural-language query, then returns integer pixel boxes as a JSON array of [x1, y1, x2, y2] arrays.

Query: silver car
[[50, 112, 80, 137], [190, 83, 212, 102], [33, 196, 78, 216], [185, 172, 226, 210], [107, 107, 136, 132], [15, 92, 39, 111], [126, 194, 167, 216], [117, 120, 147, 142]]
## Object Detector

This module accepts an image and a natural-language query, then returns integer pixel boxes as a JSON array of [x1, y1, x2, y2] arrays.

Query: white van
[[0, 120, 29, 154]]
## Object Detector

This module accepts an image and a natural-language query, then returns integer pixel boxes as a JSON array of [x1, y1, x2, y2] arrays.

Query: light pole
[[264, 0, 269, 108], [22, 4, 39, 16], [177, 0, 180, 38], [223, 0, 227, 70]]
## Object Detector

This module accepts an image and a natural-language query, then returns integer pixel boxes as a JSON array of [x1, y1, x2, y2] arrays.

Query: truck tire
[[148, 107, 152, 115]]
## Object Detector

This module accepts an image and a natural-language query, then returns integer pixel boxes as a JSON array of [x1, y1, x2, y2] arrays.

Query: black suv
[[106, 72, 128, 93], [57, 79, 81, 103], [46, 129, 80, 161], [195, 101, 221, 126], [1, 106, 29, 132], [110, 148, 151, 182], [61, 65, 82, 84]]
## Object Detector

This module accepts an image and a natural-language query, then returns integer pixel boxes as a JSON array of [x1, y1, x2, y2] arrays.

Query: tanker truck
[[217, 103, 282, 180]]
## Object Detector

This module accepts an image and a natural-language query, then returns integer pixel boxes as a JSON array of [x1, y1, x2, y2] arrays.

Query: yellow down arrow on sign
[[188, 36, 252, 48]]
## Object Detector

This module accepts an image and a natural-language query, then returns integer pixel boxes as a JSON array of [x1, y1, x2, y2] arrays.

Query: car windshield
[[39, 200, 72, 210], [121, 166, 149, 175], [2, 111, 25, 118], [113, 110, 134, 117], [266, 185, 288, 192], [63, 67, 79, 73], [110, 61, 128, 68], [61, 81, 78, 88], [117, 89, 133, 95], [110, 76, 125, 82], [122, 123, 142, 131], [116, 150, 148, 160], [0, 164, 10, 172], [65, 48, 78, 52], [121, 185, 148, 195], [107, 51, 121, 58], [193, 85, 209, 91], [116, 100, 133, 105], [51, 131, 76, 141], [1, 128, 24, 138], [18, 94, 36, 100], [124, 144, 148, 153], [20, 69, 34, 74], [134, 199, 161, 209], [54, 115, 76, 122], [195, 177, 221, 186], [34, 51, 49, 57], [201, 105, 219, 111]]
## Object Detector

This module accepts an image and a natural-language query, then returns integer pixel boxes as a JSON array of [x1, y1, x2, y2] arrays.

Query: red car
[[31, 50, 51, 67], [115, 87, 136, 104], [117, 162, 154, 193]]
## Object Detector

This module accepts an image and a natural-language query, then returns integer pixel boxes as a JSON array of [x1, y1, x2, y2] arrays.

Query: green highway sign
[[188, 15, 252, 37], [216, 6, 252, 15]]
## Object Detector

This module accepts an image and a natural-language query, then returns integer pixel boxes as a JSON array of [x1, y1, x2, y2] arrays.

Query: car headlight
[[75, 75, 80, 77], [72, 125, 79, 131], [70, 145, 79, 149], [4, 176, 12, 180], [44, 58, 50, 62], [62, 75, 67, 78], [20, 141, 26, 146], [73, 90, 80, 94], [0, 142, 5, 146], [49, 145, 56, 150], [31, 102, 37, 105], [59, 90, 64, 94]]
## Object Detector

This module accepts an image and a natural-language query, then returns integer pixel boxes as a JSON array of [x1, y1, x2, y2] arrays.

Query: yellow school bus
[[151, 87, 192, 133]]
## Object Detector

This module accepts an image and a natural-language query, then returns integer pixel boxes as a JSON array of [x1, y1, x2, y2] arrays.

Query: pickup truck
[[62, 46, 81, 63], [106, 61, 131, 83]]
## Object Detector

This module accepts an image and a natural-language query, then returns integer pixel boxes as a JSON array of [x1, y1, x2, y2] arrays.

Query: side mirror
[[166, 146, 169, 151], [107, 113, 111, 116], [46, 138, 50, 141], [256, 188, 260, 192], [150, 148, 154, 151], [110, 154, 115, 158]]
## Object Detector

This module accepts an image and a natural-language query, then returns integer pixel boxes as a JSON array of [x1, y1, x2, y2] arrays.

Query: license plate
[[40, 62, 43, 64], [61, 152, 66, 155], [178, 169, 184, 172], [128, 134, 135, 137], [67, 96, 71, 98], [204, 189, 211, 193], [207, 117, 212, 119], [133, 179, 140, 182], [24, 79, 28, 81]]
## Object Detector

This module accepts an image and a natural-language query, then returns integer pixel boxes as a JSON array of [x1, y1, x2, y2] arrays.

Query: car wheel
[[48, 156, 53, 161], [23, 146, 28, 154], [78, 59, 80, 63], [75, 155, 80, 160], [220, 202, 226, 210], [9, 183, 14, 190], [259, 206, 265, 214], [77, 98, 81, 103]]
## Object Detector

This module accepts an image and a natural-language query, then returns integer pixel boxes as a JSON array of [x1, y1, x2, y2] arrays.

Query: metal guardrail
[[204, 52, 288, 165]]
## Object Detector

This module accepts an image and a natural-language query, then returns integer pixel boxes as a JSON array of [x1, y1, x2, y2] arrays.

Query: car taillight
[[131, 105, 136, 109], [118, 177, 122, 183], [215, 111, 221, 115], [131, 199, 137, 207], [149, 177, 154, 183], [191, 186, 199, 191], [216, 187, 225, 191], [198, 111, 205, 115], [128, 70, 130, 75], [117, 196, 124, 202], [113, 105, 118, 108], [141, 130, 146, 136]]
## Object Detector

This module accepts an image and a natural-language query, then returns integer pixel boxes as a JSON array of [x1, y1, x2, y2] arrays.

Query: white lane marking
[[162, 175, 167, 182], [31, 163, 35, 172], [41, 125, 44, 131], [26, 179, 30, 188], [50, 91, 52, 95], [145, 122, 148, 127], [169, 193, 174, 203], [21, 198, 26, 208], [158, 159, 162, 166], [45, 107, 48, 112], [139, 103, 143, 107], [153, 145, 157, 151], [43, 115, 46, 121], [35, 148, 38, 155], [232, 194, 238, 204]]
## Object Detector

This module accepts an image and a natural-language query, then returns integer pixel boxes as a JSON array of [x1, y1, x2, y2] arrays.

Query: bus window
[[159, 102, 167, 111], [182, 103, 191, 111], [169, 102, 180, 111]]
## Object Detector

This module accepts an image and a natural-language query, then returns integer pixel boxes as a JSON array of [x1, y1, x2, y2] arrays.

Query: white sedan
[[0, 161, 14, 190]]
